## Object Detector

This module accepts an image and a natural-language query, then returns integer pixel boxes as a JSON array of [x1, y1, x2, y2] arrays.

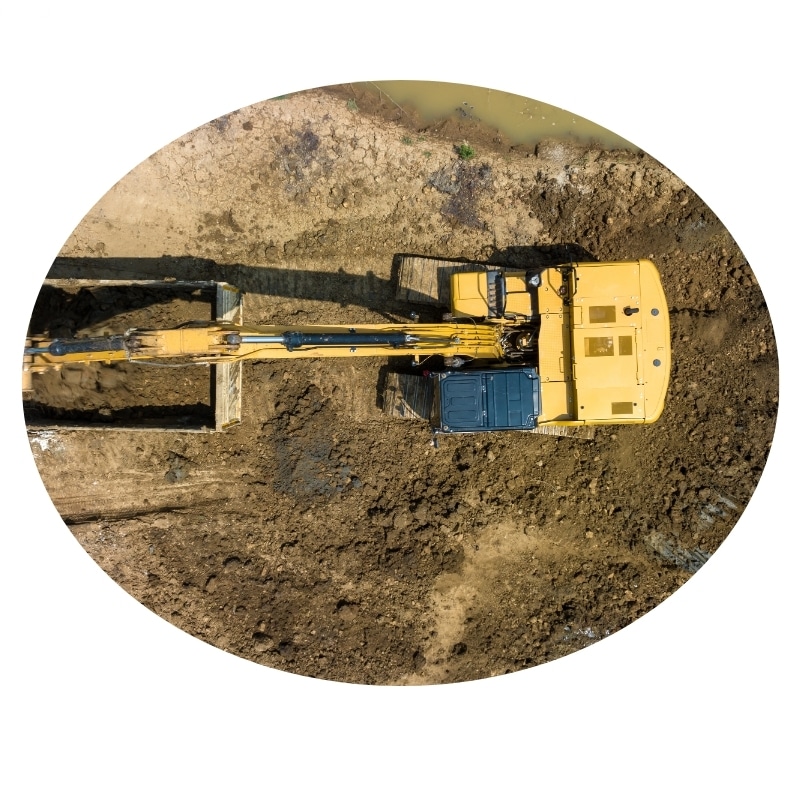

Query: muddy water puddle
[[361, 80, 636, 149]]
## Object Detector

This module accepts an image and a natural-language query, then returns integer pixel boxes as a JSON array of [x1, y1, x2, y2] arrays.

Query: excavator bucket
[[24, 279, 243, 432]]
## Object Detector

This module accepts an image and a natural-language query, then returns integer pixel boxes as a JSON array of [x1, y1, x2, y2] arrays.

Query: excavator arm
[[23, 320, 505, 381]]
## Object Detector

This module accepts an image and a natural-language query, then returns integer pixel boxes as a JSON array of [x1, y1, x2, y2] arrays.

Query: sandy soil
[[24, 84, 778, 684]]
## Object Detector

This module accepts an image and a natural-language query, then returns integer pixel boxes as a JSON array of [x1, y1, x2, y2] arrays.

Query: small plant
[[456, 142, 475, 160], [401, 135, 414, 145], [347, 98, 359, 112], [423, 150, 432, 159]]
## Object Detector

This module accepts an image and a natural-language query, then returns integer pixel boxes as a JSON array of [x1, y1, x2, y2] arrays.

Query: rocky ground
[[24, 84, 778, 684]]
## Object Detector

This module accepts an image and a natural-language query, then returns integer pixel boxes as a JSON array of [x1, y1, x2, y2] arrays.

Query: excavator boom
[[24, 321, 505, 371]]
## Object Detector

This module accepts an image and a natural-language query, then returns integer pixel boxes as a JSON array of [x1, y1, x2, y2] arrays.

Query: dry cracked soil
[[24, 83, 778, 684]]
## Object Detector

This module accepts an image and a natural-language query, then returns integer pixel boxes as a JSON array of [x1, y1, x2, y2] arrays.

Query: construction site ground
[[25, 84, 778, 685]]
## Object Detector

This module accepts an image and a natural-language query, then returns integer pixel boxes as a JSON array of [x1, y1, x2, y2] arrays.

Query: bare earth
[[25, 84, 778, 684]]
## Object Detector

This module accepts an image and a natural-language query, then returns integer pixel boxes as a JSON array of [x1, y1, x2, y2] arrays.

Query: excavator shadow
[[46, 244, 597, 320], [46, 256, 403, 322]]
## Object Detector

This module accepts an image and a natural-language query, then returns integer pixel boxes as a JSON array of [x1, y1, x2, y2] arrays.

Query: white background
[[3, 3, 795, 796]]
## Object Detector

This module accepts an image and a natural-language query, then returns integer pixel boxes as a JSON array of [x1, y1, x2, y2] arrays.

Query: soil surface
[[25, 84, 778, 684]]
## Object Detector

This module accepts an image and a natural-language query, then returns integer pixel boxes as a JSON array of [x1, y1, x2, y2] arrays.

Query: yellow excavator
[[23, 257, 671, 437]]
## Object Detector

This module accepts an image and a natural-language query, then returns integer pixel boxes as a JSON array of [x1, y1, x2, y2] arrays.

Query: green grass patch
[[456, 142, 475, 160]]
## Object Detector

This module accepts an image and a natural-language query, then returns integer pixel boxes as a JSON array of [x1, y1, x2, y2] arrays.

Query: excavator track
[[396, 255, 484, 307], [533, 424, 596, 440], [382, 372, 434, 421]]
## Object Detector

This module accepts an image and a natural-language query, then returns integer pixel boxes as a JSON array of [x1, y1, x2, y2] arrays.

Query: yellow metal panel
[[578, 386, 646, 423], [539, 380, 573, 422], [537, 311, 568, 381], [637, 259, 671, 422], [536, 268, 566, 314], [573, 327, 644, 421], [505, 291, 533, 316], [451, 272, 489, 317], [504, 274, 527, 292], [574, 260, 640, 302]]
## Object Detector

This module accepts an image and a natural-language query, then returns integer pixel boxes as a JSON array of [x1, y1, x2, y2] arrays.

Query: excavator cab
[[450, 269, 537, 320]]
